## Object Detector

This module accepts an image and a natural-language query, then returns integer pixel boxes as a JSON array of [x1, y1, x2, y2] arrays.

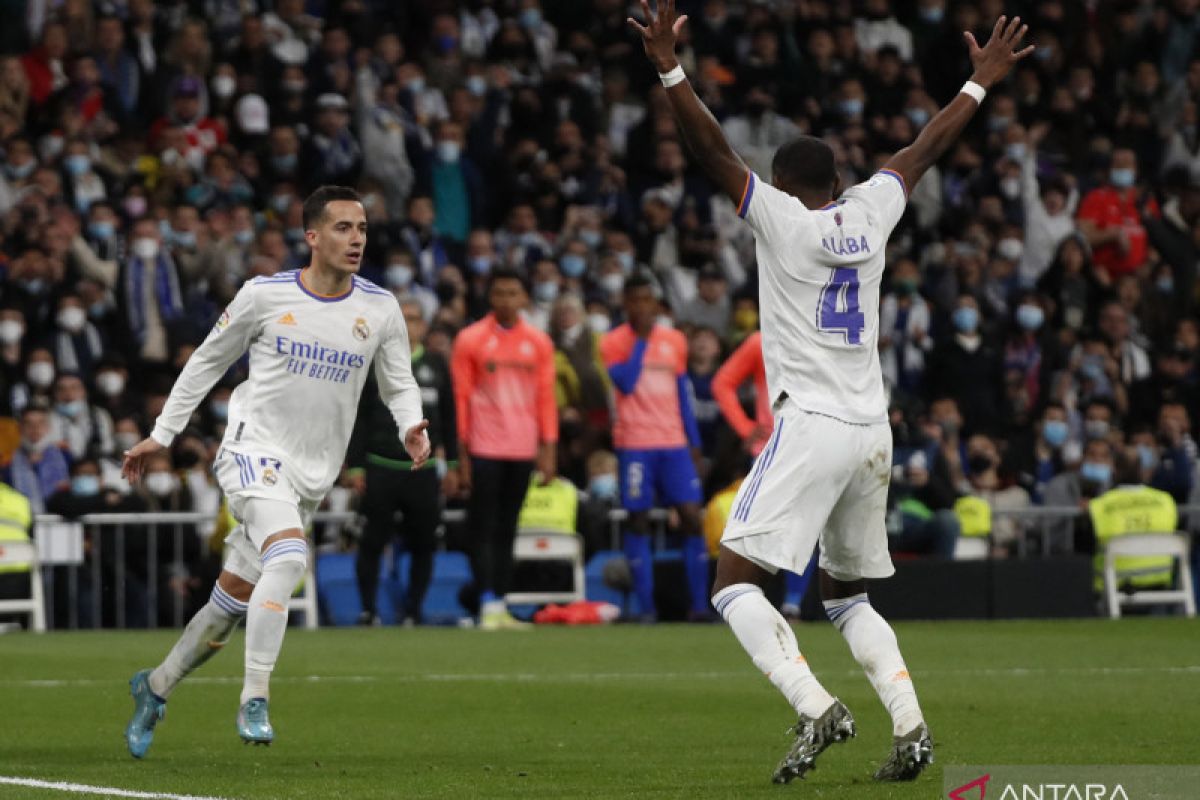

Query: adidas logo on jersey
[[277, 312, 297, 325]]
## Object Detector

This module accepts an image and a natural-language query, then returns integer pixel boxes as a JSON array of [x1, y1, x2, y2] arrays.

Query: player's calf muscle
[[217, 570, 256, 603]]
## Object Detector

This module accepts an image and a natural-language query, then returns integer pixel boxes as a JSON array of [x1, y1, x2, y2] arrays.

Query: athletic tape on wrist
[[659, 65, 686, 88], [960, 81, 987, 104]]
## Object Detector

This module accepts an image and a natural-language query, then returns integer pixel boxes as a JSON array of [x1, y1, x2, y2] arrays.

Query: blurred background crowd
[[1, 0, 1199, 622]]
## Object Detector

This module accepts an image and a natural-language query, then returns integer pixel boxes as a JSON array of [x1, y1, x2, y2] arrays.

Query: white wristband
[[960, 80, 987, 104], [658, 65, 686, 88]]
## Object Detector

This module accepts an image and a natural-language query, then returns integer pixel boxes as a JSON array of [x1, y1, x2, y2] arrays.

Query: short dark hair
[[772, 135, 837, 195], [624, 271, 656, 295], [486, 265, 528, 295], [302, 186, 361, 230]]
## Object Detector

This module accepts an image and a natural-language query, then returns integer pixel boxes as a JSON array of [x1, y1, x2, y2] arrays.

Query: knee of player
[[261, 533, 309, 575]]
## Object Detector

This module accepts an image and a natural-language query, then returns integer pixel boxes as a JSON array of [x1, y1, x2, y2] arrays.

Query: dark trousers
[[467, 457, 534, 598], [356, 464, 440, 620]]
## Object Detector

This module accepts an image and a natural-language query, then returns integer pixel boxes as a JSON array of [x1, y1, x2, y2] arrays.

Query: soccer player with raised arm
[[121, 186, 430, 757], [630, 1, 1032, 783]]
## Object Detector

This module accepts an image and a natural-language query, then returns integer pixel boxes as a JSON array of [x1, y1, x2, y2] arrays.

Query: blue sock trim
[[823, 594, 869, 624], [711, 584, 761, 617], [262, 539, 307, 565], [211, 584, 248, 616]]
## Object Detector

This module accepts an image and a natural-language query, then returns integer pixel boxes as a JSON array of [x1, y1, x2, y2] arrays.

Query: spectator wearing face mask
[[1077, 148, 1158, 285], [18, 348, 57, 414], [418, 120, 482, 246], [50, 293, 105, 379], [0, 306, 28, 413], [576, 449, 619, 561], [1003, 293, 1054, 414], [1043, 437, 1115, 552], [962, 434, 1030, 556], [549, 293, 611, 437], [48, 372, 114, 461], [120, 216, 186, 366], [879, 258, 932, 397], [399, 195, 452, 286], [926, 295, 1002, 434], [5, 402, 70, 513], [677, 264, 730, 335], [1005, 402, 1071, 504]]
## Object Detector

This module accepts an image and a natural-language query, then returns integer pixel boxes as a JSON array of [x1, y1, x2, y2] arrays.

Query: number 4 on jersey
[[817, 267, 866, 345]]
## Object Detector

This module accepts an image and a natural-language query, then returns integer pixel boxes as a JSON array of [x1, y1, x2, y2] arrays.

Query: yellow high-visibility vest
[[1088, 486, 1177, 589], [517, 477, 578, 535], [953, 495, 992, 538], [0, 481, 33, 574]]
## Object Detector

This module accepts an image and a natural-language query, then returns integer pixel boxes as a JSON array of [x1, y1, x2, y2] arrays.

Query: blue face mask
[[466, 75, 488, 97], [560, 254, 587, 278], [534, 281, 559, 303], [1005, 142, 1027, 161], [1042, 420, 1068, 447], [919, 5, 945, 23], [952, 306, 980, 333], [616, 252, 635, 273], [65, 154, 91, 176], [588, 473, 617, 499], [71, 475, 100, 496], [1137, 444, 1157, 471], [89, 220, 115, 240], [519, 7, 542, 28], [905, 108, 930, 128], [172, 230, 197, 249], [579, 229, 603, 249], [840, 98, 864, 118], [272, 154, 297, 173], [1157, 276, 1175, 293], [1016, 304, 1044, 331], [56, 400, 87, 418], [1110, 168, 1135, 188], [234, 228, 254, 246], [387, 264, 414, 288], [1080, 461, 1111, 485], [468, 255, 493, 275]]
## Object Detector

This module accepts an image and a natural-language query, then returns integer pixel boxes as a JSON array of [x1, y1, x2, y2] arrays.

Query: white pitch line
[[0, 776, 233, 800], [2, 665, 1199, 689]]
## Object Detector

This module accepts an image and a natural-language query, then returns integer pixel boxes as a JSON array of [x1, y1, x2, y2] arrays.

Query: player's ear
[[304, 228, 317, 249]]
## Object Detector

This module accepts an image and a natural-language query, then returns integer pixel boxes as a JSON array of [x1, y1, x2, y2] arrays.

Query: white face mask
[[114, 431, 140, 452], [27, 361, 55, 388], [212, 74, 236, 98], [0, 319, 23, 344], [587, 313, 611, 334], [144, 472, 177, 496], [132, 237, 160, 260], [56, 307, 87, 333], [96, 371, 125, 397], [655, 315, 674, 329]]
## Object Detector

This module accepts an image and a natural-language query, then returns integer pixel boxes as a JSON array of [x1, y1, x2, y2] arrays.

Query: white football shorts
[[214, 446, 317, 583], [720, 399, 895, 581]]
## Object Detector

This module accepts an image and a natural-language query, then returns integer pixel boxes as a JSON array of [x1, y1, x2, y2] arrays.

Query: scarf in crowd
[[124, 252, 184, 347]]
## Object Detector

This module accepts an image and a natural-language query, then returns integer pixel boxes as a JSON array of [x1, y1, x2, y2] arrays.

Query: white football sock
[[824, 593, 923, 736], [241, 538, 307, 705], [713, 583, 835, 718], [148, 583, 245, 699]]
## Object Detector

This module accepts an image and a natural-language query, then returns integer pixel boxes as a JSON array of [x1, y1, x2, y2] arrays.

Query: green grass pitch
[[1, 619, 1197, 799]]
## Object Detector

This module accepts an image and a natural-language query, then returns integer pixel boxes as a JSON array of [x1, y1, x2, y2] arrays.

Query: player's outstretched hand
[[966, 15, 1035, 90], [404, 420, 432, 470], [627, 0, 688, 73], [121, 437, 165, 484]]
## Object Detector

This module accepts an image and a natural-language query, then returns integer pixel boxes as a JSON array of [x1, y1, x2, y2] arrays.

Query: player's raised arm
[[628, 0, 748, 207], [883, 15, 1034, 194]]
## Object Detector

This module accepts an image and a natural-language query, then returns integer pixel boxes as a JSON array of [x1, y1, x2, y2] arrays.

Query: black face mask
[[174, 449, 201, 470], [967, 454, 994, 474]]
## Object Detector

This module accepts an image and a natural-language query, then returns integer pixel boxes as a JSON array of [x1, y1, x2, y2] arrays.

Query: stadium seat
[[0, 540, 46, 632], [422, 551, 472, 624], [1103, 533, 1196, 619], [506, 527, 585, 606]]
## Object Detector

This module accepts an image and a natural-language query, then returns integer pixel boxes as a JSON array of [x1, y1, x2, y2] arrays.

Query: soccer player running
[[630, 2, 1032, 783], [601, 273, 708, 622], [712, 331, 814, 619], [451, 267, 558, 630], [122, 187, 430, 756]]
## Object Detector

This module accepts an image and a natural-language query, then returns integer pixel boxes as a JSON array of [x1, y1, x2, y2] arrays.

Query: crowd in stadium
[[1, 0, 1199, 623]]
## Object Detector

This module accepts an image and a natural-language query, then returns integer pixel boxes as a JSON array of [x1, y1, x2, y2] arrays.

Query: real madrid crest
[[262, 467, 278, 487], [353, 317, 370, 341]]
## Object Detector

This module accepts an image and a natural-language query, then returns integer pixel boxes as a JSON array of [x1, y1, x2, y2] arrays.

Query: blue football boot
[[237, 698, 274, 745], [125, 669, 166, 759]]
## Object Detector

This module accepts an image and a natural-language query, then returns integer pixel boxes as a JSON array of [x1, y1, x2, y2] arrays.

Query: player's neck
[[302, 263, 353, 297], [492, 311, 518, 329]]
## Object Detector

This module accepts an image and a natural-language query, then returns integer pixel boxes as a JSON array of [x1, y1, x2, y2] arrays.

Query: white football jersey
[[737, 169, 907, 424], [151, 269, 423, 501]]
